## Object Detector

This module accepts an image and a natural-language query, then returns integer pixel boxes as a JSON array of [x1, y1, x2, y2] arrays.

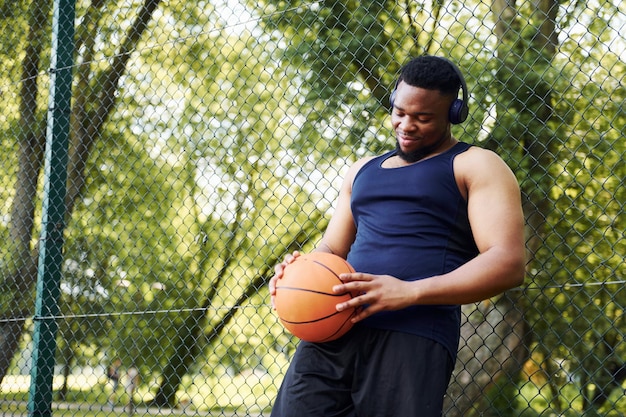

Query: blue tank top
[[347, 141, 478, 360]]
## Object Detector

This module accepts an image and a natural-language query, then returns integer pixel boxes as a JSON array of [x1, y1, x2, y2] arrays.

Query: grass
[[0, 373, 274, 416], [3, 372, 624, 416]]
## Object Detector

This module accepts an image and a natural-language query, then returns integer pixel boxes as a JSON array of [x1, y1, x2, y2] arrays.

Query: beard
[[394, 130, 451, 163], [395, 141, 430, 163]]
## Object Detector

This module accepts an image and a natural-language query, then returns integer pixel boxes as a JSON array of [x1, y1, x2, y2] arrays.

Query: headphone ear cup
[[449, 98, 468, 125], [389, 89, 396, 110]]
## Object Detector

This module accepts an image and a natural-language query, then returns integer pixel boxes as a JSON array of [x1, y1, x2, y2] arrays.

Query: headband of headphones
[[389, 56, 469, 124]]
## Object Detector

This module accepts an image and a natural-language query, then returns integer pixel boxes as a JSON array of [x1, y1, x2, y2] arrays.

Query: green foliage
[[1, 0, 624, 414]]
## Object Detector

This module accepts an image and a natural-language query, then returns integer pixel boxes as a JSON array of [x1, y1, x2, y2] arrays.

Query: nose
[[398, 115, 416, 133]]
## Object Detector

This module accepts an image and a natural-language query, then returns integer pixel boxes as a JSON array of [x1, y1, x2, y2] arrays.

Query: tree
[[141, 22, 338, 405], [0, 0, 163, 384], [446, 0, 564, 413], [486, 0, 625, 413]]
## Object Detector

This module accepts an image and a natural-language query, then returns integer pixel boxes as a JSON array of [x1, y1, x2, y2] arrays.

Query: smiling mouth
[[397, 133, 421, 143]]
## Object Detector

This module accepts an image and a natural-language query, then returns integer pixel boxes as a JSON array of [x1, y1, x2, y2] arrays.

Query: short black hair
[[398, 56, 461, 96]]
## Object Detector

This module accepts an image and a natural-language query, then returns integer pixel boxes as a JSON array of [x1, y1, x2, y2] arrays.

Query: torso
[[345, 141, 479, 359]]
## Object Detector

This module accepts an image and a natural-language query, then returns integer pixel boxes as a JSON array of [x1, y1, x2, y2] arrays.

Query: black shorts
[[270, 325, 454, 417]]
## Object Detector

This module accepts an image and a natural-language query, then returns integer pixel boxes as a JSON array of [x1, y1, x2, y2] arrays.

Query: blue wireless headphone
[[389, 56, 469, 125]]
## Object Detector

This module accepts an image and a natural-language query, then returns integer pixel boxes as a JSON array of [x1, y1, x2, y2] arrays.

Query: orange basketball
[[274, 252, 357, 342]]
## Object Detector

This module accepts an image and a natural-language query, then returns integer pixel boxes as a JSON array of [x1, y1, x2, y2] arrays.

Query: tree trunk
[[151, 213, 324, 407], [444, 292, 530, 416], [0, 0, 50, 383], [0, 0, 162, 385], [152, 177, 251, 407], [447, 0, 560, 414], [56, 344, 74, 401], [151, 308, 208, 407]]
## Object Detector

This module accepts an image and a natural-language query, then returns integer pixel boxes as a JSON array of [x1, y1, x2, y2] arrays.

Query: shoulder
[[456, 145, 514, 175], [352, 155, 378, 174], [454, 145, 519, 196], [343, 155, 378, 189]]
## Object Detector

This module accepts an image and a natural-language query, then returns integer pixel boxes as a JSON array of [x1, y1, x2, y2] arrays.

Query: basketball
[[274, 252, 357, 342]]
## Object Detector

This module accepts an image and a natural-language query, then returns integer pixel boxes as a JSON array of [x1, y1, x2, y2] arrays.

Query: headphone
[[389, 56, 469, 125]]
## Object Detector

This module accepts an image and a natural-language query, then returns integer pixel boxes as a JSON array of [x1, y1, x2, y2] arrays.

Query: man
[[107, 358, 121, 408], [125, 364, 140, 415], [269, 55, 526, 416]]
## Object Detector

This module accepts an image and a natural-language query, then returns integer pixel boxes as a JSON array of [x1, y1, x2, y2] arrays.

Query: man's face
[[390, 82, 453, 162]]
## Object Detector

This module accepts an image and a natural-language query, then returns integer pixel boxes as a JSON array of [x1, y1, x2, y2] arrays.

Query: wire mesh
[[0, 0, 624, 416]]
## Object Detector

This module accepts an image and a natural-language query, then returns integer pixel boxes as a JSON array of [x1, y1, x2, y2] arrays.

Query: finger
[[350, 306, 376, 323], [269, 273, 281, 308], [336, 299, 377, 323], [336, 291, 369, 312], [274, 263, 284, 278], [333, 278, 370, 296], [338, 272, 373, 282], [269, 276, 277, 295], [285, 250, 301, 264]]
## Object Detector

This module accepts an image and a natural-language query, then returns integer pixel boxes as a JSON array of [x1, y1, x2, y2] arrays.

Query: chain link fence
[[0, 0, 624, 416]]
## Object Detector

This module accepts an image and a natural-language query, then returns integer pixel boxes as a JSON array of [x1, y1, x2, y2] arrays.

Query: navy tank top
[[347, 141, 479, 360]]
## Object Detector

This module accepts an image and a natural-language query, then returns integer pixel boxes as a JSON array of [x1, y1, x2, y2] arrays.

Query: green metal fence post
[[27, 0, 75, 416]]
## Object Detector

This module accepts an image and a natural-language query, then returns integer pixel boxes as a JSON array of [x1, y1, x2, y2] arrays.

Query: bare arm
[[269, 157, 371, 306], [315, 157, 372, 257], [335, 148, 526, 319]]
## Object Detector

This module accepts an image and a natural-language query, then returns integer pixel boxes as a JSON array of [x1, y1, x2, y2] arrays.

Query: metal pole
[[27, 0, 75, 416]]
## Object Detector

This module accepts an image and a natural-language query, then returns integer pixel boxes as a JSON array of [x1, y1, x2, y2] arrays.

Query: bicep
[[319, 193, 356, 258], [318, 159, 370, 258], [465, 152, 524, 254]]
